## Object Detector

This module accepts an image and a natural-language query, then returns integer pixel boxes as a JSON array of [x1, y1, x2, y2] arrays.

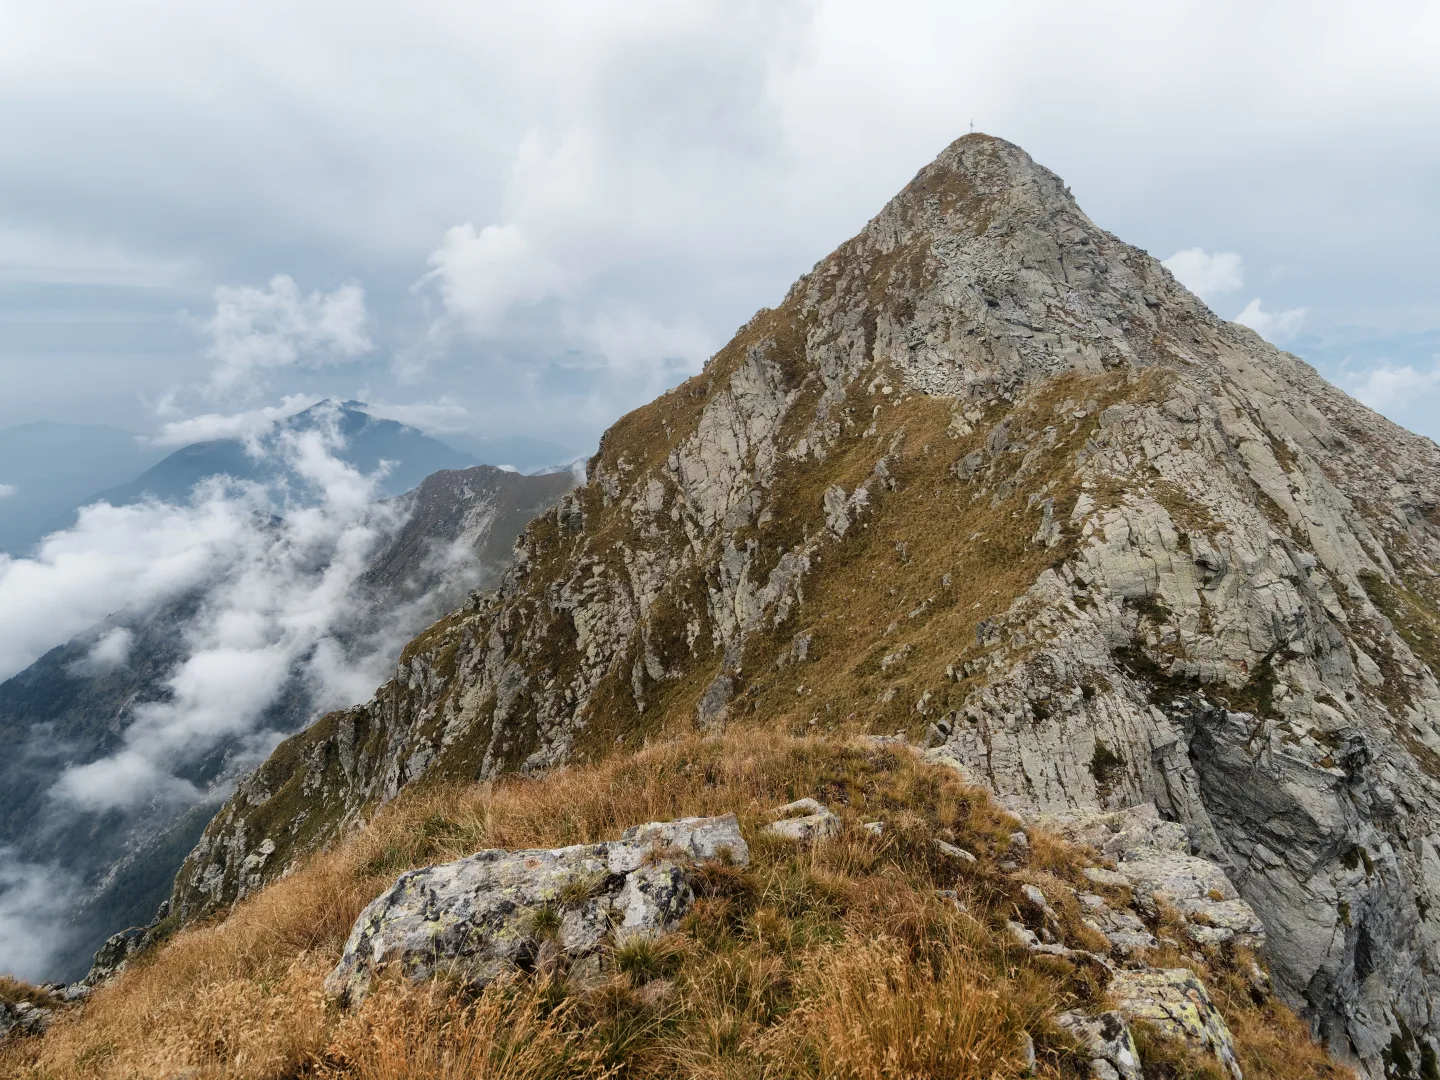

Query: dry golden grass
[[1, 730, 1349, 1080]]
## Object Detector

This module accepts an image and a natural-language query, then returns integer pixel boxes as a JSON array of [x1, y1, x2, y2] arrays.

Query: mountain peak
[[767, 134, 1226, 404], [896, 131, 1081, 232]]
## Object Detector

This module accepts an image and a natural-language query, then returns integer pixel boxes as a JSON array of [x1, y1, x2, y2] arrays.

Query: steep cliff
[[169, 134, 1440, 1077]]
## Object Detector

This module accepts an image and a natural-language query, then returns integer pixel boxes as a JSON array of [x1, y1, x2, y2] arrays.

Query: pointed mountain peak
[[761, 134, 1220, 400], [891, 132, 1088, 237]]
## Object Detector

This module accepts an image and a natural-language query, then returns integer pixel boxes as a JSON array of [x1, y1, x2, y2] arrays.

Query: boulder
[[763, 798, 841, 843], [325, 813, 746, 1006]]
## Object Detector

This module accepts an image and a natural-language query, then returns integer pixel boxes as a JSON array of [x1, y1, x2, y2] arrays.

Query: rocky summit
[[154, 134, 1440, 1076]]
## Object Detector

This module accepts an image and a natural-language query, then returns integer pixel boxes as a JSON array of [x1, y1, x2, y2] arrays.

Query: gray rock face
[[172, 133, 1440, 1076], [1037, 804, 1266, 951], [324, 814, 746, 1006], [84, 923, 153, 985]]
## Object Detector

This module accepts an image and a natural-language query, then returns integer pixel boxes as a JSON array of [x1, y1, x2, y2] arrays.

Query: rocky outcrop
[[324, 814, 746, 1006], [988, 810, 1248, 1077], [1036, 804, 1266, 951], [1111, 968, 1242, 1079], [169, 133, 1440, 1076], [0, 1001, 49, 1043]]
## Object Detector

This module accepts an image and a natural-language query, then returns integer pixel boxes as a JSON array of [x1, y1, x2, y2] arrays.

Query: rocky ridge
[[164, 134, 1440, 1077]]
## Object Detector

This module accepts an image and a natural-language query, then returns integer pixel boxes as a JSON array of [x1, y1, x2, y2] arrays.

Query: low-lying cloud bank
[[0, 402, 442, 979]]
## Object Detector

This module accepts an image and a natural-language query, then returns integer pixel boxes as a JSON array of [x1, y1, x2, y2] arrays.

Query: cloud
[[67, 626, 134, 676], [31, 405, 409, 812], [0, 848, 81, 982], [52, 749, 201, 812], [0, 484, 16, 499], [201, 275, 374, 395], [0, 395, 503, 977], [583, 309, 714, 376], [1235, 297, 1308, 341], [0, 490, 262, 682], [1162, 248, 1244, 301], [145, 394, 316, 447], [358, 398, 470, 433], [421, 223, 570, 335], [4, 2, 1437, 445], [1343, 359, 1440, 410]]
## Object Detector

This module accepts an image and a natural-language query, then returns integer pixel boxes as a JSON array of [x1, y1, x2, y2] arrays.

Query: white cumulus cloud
[[1235, 298, 1308, 342], [1162, 248, 1245, 301], [0, 484, 16, 499], [1344, 359, 1440, 411], [421, 223, 570, 336], [202, 275, 373, 395]]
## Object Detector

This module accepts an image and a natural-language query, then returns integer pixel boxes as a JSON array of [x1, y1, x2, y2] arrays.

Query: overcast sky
[[1, 0, 1437, 450]]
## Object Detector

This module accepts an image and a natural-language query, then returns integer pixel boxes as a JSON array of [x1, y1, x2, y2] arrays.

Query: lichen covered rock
[[1057, 1010, 1143, 1080], [324, 814, 746, 1005], [1110, 967, 1243, 1079]]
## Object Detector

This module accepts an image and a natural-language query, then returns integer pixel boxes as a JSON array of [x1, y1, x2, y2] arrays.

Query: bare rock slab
[[325, 813, 746, 1006]]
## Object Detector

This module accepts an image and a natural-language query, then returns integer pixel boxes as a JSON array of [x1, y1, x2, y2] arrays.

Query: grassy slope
[[4, 730, 1347, 1080]]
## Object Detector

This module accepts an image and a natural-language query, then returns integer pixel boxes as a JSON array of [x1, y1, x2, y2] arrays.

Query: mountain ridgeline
[[162, 135, 1440, 1076]]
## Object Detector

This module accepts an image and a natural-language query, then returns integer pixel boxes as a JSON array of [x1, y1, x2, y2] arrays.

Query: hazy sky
[[1, 0, 1437, 449]]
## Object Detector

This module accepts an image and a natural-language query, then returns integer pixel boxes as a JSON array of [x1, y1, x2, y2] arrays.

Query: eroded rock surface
[[325, 814, 746, 1006]]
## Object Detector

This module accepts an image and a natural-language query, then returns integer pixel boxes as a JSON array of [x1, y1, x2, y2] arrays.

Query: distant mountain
[[0, 422, 165, 556], [0, 463, 574, 982], [440, 432, 579, 474], [93, 401, 477, 508], [362, 465, 576, 604]]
